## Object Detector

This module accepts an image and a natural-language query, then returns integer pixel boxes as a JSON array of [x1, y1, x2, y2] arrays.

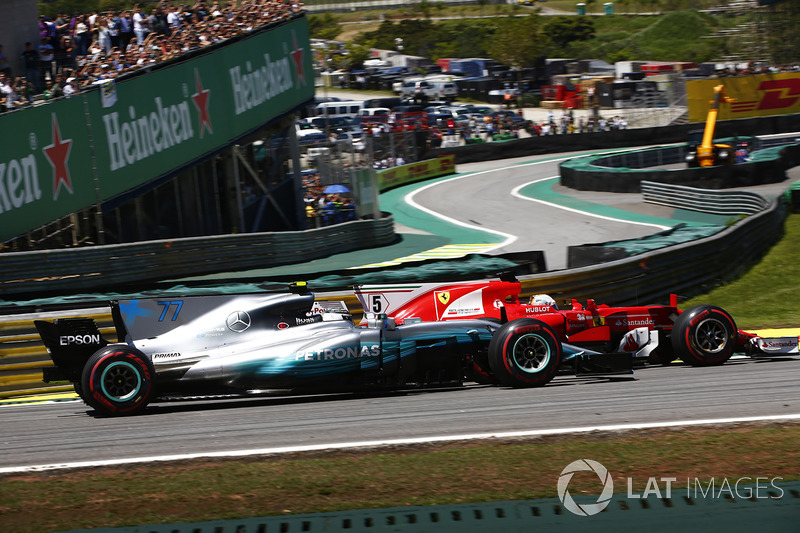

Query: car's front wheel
[[488, 318, 562, 387], [81, 346, 156, 416], [671, 305, 737, 366]]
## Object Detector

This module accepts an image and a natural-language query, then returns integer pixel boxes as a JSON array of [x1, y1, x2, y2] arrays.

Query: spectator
[[107, 11, 121, 51], [38, 37, 55, 85], [0, 72, 14, 111], [0, 44, 12, 78], [97, 15, 112, 55], [132, 5, 149, 45], [74, 14, 90, 56], [21, 42, 40, 93], [63, 76, 78, 97], [118, 10, 134, 52], [14, 76, 35, 106]]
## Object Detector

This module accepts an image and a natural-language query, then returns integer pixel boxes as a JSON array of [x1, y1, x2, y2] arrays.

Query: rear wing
[[34, 317, 110, 382]]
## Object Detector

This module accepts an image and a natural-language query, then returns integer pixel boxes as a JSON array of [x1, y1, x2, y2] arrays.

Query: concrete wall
[[1, 0, 40, 77]]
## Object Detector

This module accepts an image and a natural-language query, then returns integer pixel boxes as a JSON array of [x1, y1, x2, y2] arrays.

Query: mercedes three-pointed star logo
[[226, 310, 251, 333]]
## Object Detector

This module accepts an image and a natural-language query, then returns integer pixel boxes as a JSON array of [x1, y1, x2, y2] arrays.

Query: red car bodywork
[[355, 279, 796, 358]]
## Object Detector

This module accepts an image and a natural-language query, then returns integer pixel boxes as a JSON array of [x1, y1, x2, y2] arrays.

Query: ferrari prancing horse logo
[[436, 292, 450, 305]]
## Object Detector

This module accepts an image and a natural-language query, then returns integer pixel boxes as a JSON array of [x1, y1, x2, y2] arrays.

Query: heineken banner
[[0, 16, 314, 243], [687, 72, 800, 123]]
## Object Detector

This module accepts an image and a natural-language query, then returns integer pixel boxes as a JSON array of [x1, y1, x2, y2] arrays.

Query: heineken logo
[[0, 112, 71, 215], [229, 32, 305, 115]]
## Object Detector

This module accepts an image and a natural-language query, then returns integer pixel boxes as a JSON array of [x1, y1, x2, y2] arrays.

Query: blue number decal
[[156, 300, 184, 322]]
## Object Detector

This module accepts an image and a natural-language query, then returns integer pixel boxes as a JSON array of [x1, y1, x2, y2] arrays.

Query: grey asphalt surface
[[1, 357, 799, 470]]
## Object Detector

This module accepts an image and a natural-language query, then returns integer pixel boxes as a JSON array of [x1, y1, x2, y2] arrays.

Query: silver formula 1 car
[[34, 283, 631, 416]]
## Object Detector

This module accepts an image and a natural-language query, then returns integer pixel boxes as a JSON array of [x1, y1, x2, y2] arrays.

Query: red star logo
[[191, 69, 213, 138], [291, 31, 306, 86], [42, 113, 73, 200]]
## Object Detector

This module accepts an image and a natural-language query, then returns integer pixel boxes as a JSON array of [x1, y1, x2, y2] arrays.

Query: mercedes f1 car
[[354, 276, 799, 368], [34, 283, 631, 417]]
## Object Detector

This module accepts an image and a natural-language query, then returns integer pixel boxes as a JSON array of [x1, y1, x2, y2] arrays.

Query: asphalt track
[[1, 151, 799, 473], [1, 356, 799, 472]]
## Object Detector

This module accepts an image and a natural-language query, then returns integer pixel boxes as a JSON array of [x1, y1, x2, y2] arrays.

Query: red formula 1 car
[[355, 276, 799, 367]]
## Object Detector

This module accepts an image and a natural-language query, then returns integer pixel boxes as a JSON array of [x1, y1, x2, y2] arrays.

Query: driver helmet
[[530, 294, 557, 309]]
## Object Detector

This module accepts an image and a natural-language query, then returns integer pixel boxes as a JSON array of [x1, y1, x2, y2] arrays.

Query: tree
[[486, 15, 550, 90], [308, 13, 342, 41], [542, 15, 595, 50]]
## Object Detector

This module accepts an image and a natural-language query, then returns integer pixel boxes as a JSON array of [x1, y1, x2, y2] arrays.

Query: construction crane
[[686, 84, 736, 167]]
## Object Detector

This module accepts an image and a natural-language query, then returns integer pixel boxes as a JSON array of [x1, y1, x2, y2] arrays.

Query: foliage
[[679, 213, 800, 330], [355, 19, 441, 59], [559, 11, 720, 61], [486, 16, 550, 70], [308, 13, 342, 41], [542, 15, 595, 50]]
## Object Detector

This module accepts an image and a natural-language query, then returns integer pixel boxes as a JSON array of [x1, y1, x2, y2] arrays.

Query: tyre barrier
[[559, 142, 800, 193]]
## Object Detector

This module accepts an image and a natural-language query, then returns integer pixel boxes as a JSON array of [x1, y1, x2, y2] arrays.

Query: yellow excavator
[[686, 84, 736, 167]]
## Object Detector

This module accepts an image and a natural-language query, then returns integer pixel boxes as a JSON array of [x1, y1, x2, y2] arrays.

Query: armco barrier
[[641, 181, 769, 215], [0, 197, 785, 398], [0, 215, 396, 298]]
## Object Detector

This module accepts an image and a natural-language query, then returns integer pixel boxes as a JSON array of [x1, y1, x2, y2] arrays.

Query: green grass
[[1, 425, 798, 533], [679, 213, 800, 330]]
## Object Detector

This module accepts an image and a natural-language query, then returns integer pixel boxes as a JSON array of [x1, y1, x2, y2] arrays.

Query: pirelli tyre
[[488, 318, 562, 387], [671, 305, 737, 366], [81, 346, 156, 416]]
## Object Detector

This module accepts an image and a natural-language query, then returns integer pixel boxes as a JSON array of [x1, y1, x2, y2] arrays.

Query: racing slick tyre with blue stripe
[[81, 345, 156, 416], [488, 318, 562, 387], [671, 305, 737, 366]]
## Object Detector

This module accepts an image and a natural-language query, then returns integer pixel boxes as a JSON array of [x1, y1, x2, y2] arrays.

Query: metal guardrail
[[641, 181, 769, 215], [0, 197, 785, 398], [0, 216, 396, 297]]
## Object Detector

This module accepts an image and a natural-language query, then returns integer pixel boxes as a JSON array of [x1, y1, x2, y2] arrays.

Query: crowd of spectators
[[0, 1, 304, 112], [301, 171, 356, 227]]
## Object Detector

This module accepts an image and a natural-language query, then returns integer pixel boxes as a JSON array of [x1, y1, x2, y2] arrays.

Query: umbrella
[[323, 184, 350, 194]]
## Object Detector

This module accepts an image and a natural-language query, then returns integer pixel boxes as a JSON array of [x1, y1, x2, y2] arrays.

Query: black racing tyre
[[671, 305, 737, 366], [73, 382, 88, 403], [488, 318, 562, 387], [81, 345, 156, 416]]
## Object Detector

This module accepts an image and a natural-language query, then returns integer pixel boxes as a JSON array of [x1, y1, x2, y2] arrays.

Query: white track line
[[3, 413, 799, 474], [405, 155, 671, 255], [404, 156, 583, 254], [511, 176, 672, 231]]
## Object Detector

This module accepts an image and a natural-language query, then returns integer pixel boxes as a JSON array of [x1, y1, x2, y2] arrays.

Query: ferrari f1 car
[[34, 283, 631, 416], [354, 276, 799, 368]]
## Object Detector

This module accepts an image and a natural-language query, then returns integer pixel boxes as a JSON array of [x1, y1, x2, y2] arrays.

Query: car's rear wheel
[[671, 305, 737, 366], [81, 346, 156, 416], [488, 318, 561, 387]]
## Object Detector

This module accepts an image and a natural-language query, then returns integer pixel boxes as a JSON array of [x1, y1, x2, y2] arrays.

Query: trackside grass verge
[[680, 213, 800, 330], [1, 424, 799, 533]]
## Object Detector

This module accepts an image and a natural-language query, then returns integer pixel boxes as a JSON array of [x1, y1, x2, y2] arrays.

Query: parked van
[[430, 81, 459, 99], [359, 107, 390, 117], [313, 100, 364, 117]]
